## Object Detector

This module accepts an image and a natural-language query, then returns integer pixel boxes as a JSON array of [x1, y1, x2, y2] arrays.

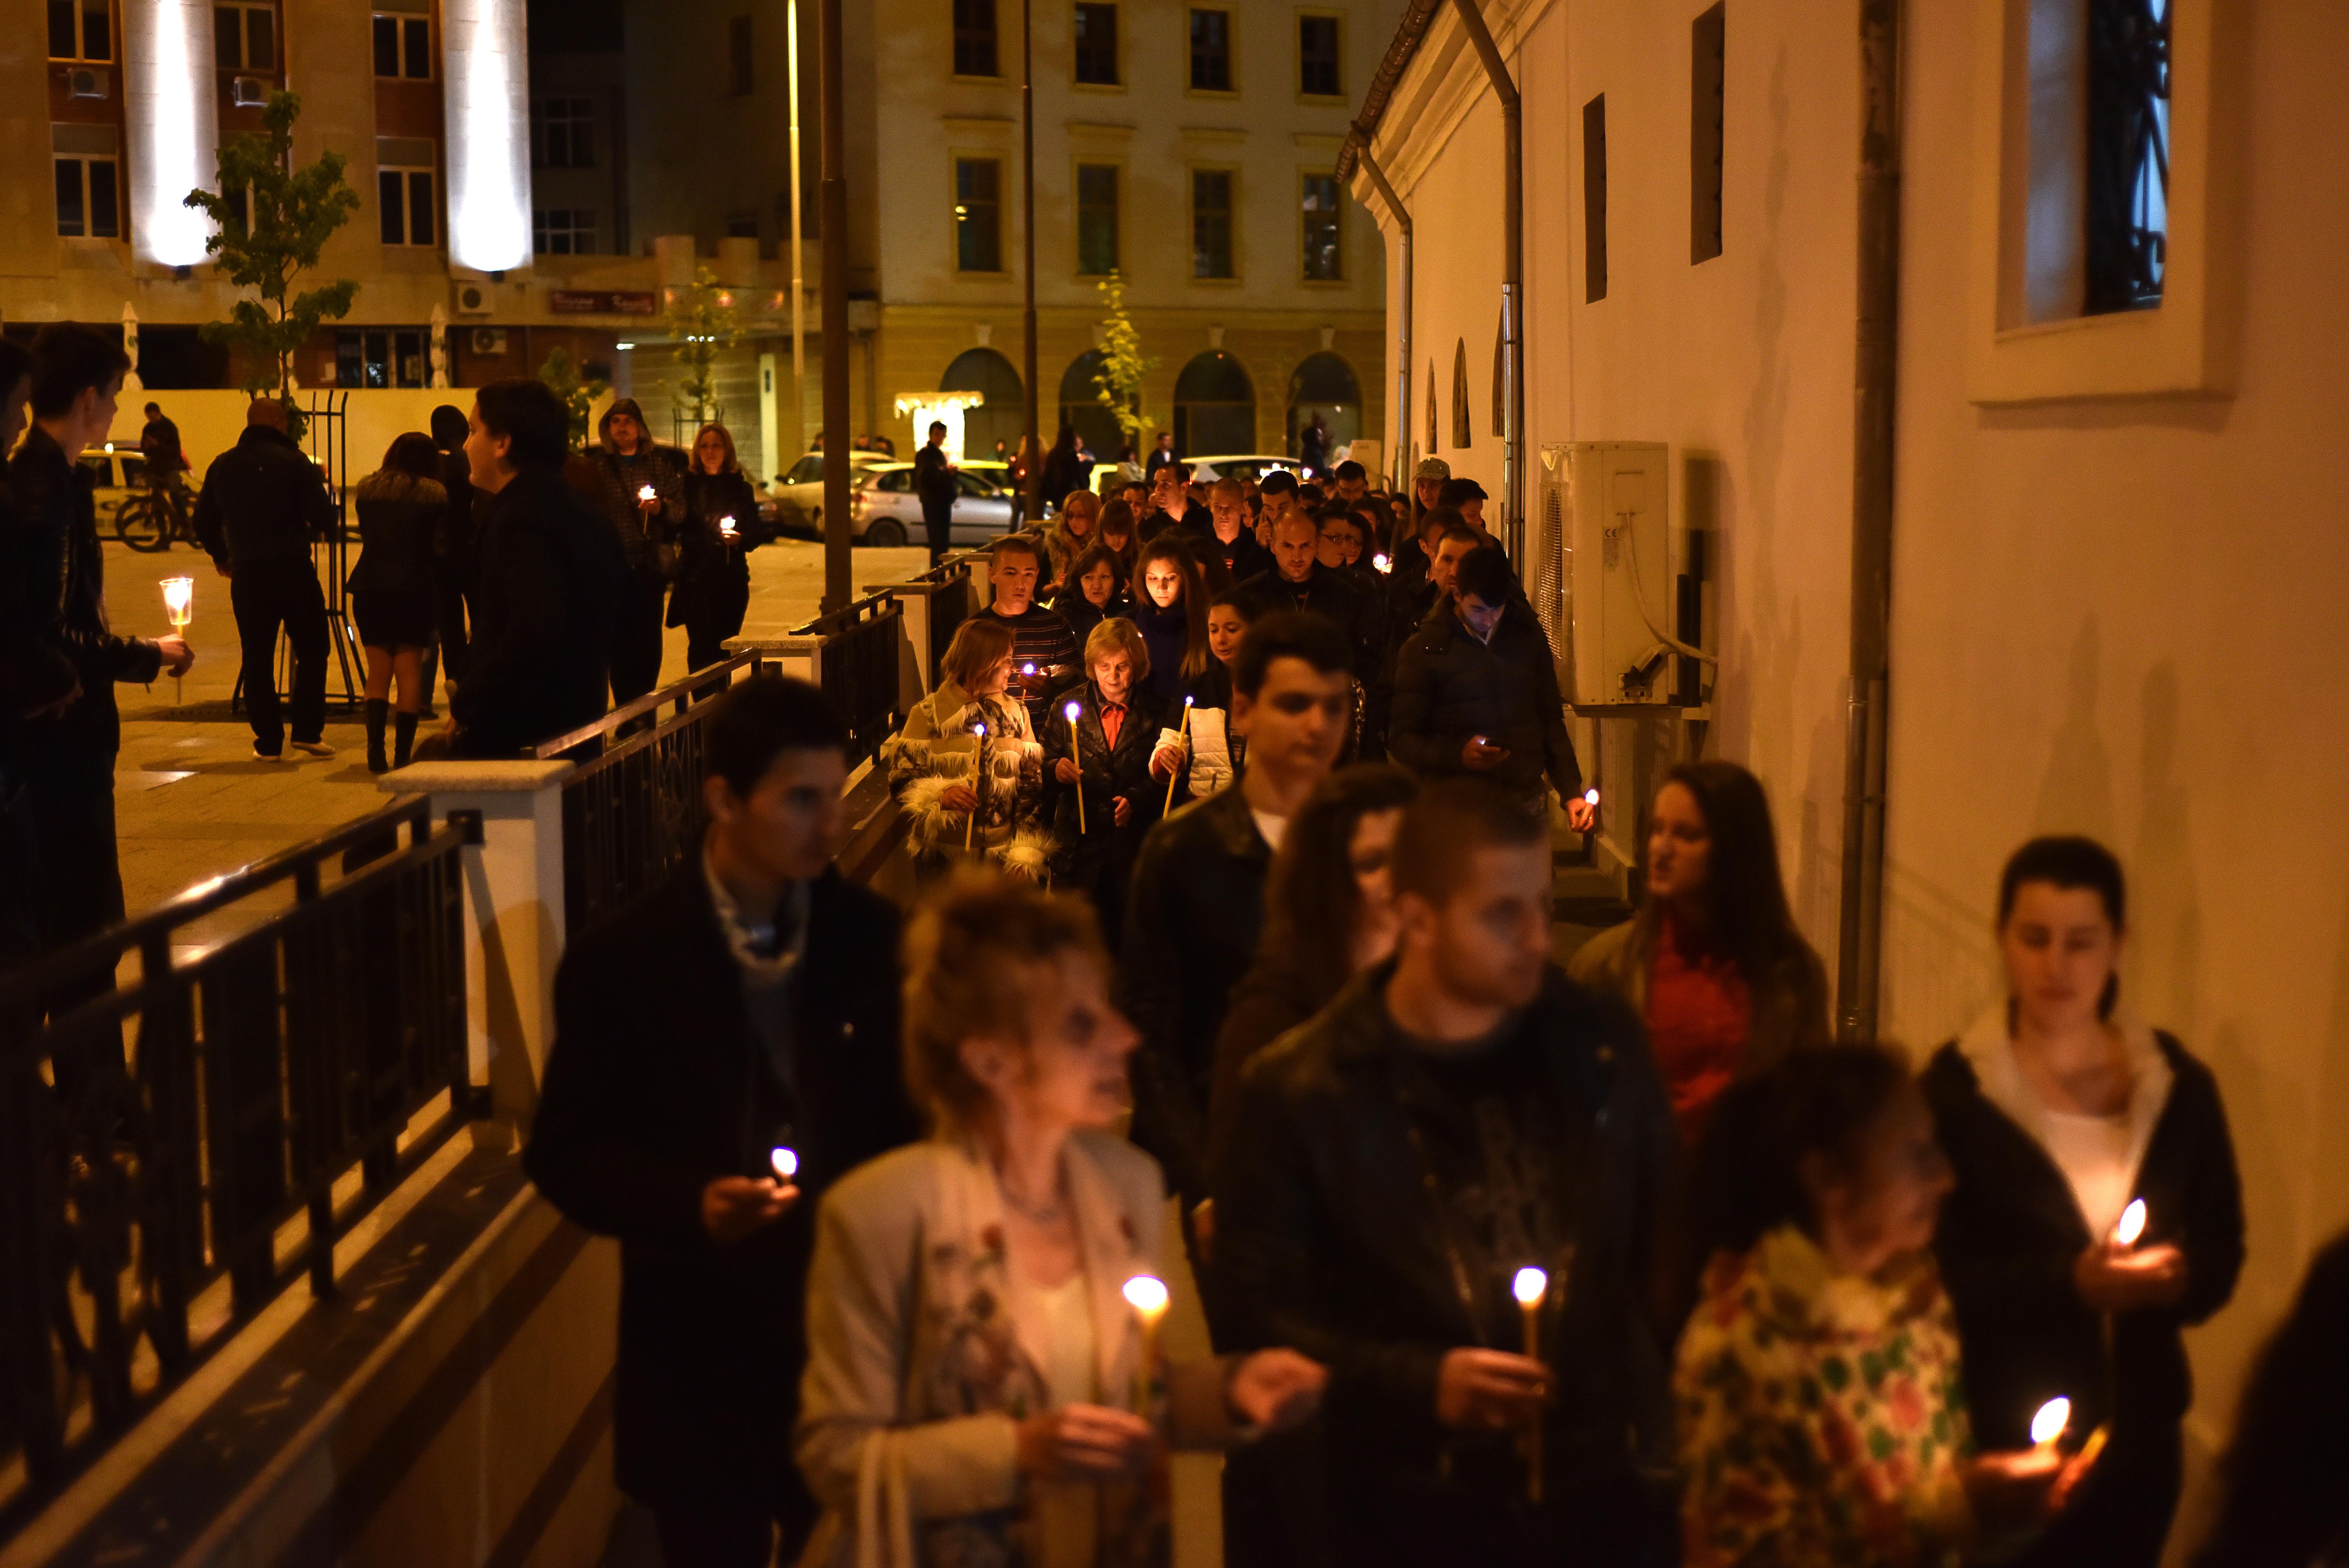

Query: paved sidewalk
[[103, 537, 929, 921]]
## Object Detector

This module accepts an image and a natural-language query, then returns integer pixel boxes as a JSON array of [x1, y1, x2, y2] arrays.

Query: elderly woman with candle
[[882, 619, 1048, 880], [1922, 838, 2244, 1568], [796, 874, 1326, 1568], [1041, 618, 1182, 946]]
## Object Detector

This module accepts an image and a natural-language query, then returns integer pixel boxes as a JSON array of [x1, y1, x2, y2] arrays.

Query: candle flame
[[1122, 1274, 1170, 1319], [1184, 694, 1194, 707], [1064, 700, 1082, 721], [2114, 1198, 2146, 1247], [1512, 1266, 1549, 1306], [160, 577, 194, 616], [770, 1146, 799, 1181], [1584, 788, 1600, 806], [973, 722, 986, 737], [638, 485, 656, 500], [2031, 1396, 2071, 1447], [1373, 553, 1390, 572], [1021, 662, 1037, 677]]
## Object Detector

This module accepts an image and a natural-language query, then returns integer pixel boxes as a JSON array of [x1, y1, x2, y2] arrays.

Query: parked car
[[80, 445, 162, 517], [847, 462, 1017, 547], [770, 450, 891, 536], [1180, 453, 1303, 487]]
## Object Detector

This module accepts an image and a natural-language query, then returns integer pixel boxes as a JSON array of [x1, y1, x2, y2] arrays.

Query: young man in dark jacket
[[526, 676, 918, 1568], [444, 378, 628, 757], [7, 325, 192, 988], [1233, 511, 1378, 678], [1390, 544, 1593, 829], [913, 419, 958, 562], [194, 397, 339, 759], [1214, 780, 1677, 1567]]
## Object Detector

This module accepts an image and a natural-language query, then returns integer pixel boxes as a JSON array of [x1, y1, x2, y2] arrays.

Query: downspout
[[1836, 0, 1903, 1042], [1447, 0, 1524, 562], [1353, 142, 1413, 496]]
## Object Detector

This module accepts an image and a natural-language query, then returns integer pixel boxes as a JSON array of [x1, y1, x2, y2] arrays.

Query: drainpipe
[[817, 0, 850, 613], [1353, 141, 1412, 496], [1836, 0, 1903, 1043], [1447, 0, 1524, 561]]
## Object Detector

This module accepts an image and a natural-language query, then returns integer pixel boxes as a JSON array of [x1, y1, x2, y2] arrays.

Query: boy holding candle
[[1041, 618, 1185, 948]]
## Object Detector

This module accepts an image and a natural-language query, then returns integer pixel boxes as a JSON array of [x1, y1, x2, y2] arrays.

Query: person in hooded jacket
[[670, 422, 763, 674], [348, 432, 447, 772], [583, 396, 686, 705]]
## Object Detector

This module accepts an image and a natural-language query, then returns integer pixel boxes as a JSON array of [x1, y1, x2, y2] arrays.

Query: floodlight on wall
[[125, 0, 219, 268], [442, 0, 531, 273]]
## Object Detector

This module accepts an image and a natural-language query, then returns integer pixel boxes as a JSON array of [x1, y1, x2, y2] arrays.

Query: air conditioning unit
[[455, 283, 492, 315], [470, 327, 507, 355], [1546, 442, 1685, 708], [230, 76, 269, 107], [67, 66, 110, 99]]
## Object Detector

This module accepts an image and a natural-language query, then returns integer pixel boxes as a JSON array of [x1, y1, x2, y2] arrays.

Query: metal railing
[[0, 797, 471, 1527], [793, 591, 907, 763]]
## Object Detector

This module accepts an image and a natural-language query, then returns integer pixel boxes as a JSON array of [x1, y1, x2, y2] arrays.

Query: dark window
[[380, 162, 435, 246], [728, 14, 753, 94], [54, 159, 83, 236], [1691, 4, 1724, 263], [1299, 15, 1340, 97], [1191, 167, 1233, 278], [953, 0, 998, 77], [373, 15, 429, 78], [534, 208, 597, 254], [533, 97, 594, 168], [1189, 9, 1231, 92], [54, 155, 118, 238], [372, 14, 398, 75], [1301, 173, 1341, 280], [955, 157, 1003, 272], [216, 5, 277, 73], [49, 1, 75, 59], [1583, 94, 1608, 302], [88, 158, 117, 237], [336, 328, 431, 390], [407, 171, 435, 245], [1074, 3, 1118, 86], [1077, 162, 1118, 274], [249, 8, 274, 69], [378, 169, 404, 244], [215, 6, 241, 68], [51, 0, 110, 59], [2084, 0, 2170, 313]]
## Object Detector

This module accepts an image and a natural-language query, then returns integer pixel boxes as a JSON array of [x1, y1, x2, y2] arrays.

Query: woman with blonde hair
[[668, 421, 762, 673], [882, 618, 1049, 878], [797, 874, 1326, 1568], [1045, 488, 1102, 587]]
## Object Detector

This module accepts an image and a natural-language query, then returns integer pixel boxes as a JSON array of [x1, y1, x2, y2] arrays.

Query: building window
[[532, 97, 594, 169], [335, 328, 431, 390], [1583, 94, 1608, 302], [215, 2, 276, 71], [954, 0, 998, 77], [1189, 9, 1231, 92], [533, 207, 596, 255], [728, 14, 753, 94], [1073, 3, 1118, 86], [1301, 172, 1341, 280], [2084, 0, 2169, 313], [372, 13, 431, 78], [47, 0, 111, 61], [1691, 4, 1724, 264], [954, 157, 1003, 272], [1298, 15, 1340, 98], [1191, 167, 1233, 278], [1076, 163, 1119, 274], [219, 179, 253, 237], [378, 148, 437, 247], [55, 153, 120, 238]]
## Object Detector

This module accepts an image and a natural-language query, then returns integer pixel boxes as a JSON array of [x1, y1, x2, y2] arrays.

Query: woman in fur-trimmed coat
[[882, 618, 1051, 881]]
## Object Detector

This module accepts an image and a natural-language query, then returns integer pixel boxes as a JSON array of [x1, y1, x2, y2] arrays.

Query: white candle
[[1514, 1267, 1548, 1502], [966, 722, 986, 849], [1123, 1274, 1171, 1414], [160, 576, 194, 628]]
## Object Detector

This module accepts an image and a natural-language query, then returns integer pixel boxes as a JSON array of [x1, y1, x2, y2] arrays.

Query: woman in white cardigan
[[796, 873, 1325, 1568]]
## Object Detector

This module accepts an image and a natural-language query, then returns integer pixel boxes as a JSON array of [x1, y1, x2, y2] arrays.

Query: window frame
[[214, 2, 278, 74], [335, 326, 433, 390], [1188, 163, 1240, 282], [1296, 10, 1344, 102], [1072, 1, 1122, 90], [1186, 7, 1237, 98], [531, 96, 595, 170], [48, 0, 112, 62], [54, 152, 122, 240], [533, 207, 597, 256], [952, 0, 1001, 80], [951, 153, 1008, 275], [377, 156, 439, 248], [1299, 168, 1343, 283], [1074, 159, 1122, 277], [371, 12, 433, 80]]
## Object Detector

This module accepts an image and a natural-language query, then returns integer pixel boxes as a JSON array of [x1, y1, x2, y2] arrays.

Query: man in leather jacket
[[1213, 781, 1677, 1567]]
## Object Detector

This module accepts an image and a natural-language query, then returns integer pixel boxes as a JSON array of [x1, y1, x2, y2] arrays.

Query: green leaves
[[538, 347, 608, 453], [662, 266, 744, 428], [1091, 272, 1157, 447]]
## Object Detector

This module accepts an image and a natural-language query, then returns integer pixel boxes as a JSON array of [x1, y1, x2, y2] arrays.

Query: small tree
[[184, 91, 360, 423], [1092, 273, 1158, 453], [661, 267, 743, 431], [537, 348, 608, 453]]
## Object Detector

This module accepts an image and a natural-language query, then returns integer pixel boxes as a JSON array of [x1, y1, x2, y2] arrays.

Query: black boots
[[393, 709, 419, 770], [365, 698, 390, 773]]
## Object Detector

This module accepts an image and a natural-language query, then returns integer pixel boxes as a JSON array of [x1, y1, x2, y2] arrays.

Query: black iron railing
[[0, 797, 471, 1529], [793, 591, 907, 764]]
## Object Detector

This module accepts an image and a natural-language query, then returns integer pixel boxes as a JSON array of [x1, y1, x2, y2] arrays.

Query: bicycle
[[114, 480, 196, 552]]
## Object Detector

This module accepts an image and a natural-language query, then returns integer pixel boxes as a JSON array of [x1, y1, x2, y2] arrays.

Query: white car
[[847, 463, 1018, 547], [770, 451, 891, 536], [1179, 454, 1303, 486]]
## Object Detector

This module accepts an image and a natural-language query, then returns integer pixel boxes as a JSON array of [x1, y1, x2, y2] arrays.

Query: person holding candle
[[1130, 535, 1214, 709], [795, 873, 1326, 1568], [1676, 1046, 2092, 1567], [668, 422, 763, 677], [1041, 618, 1182, 948], [528, 676, 918, 1568], [1164, 588, 1256, 804], [971, 535, 1080, 732], [585, 396, 686, 706], [348, 433, 449, 772], [1211, 780, 1678, 1566], [882, 618, 1049, 880], [1923, 837, 2245, 1568]]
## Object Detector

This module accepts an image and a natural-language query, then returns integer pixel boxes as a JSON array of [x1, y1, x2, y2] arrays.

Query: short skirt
[[351, 588, 435, 649]]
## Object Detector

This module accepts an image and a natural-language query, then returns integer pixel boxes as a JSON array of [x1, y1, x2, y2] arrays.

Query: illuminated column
[[442, 0, 531, 274], [121, 0, 220, 269]]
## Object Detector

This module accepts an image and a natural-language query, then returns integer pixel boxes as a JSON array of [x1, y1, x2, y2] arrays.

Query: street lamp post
[[1020, 0, 1040, 529], [818, 0, 850, 612]]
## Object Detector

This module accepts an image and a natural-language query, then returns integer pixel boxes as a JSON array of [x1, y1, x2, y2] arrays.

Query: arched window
[[940, 347, 1025, 461], [1285, 351, 1360, 465], [1057, 349, 1128, 463], [1450, 338, 1471, 449], [1172, 350, 1255, 456]]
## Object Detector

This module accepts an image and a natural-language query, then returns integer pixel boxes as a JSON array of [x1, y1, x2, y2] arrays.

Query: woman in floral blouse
[[1676, 1046, 2092, 1567]]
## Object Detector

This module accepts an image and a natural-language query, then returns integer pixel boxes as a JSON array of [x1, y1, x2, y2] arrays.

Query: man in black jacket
[[1214, 781, 1676, 1567], [194, 397, 337, 759], [913, 419, 957, 562], [444, 378, 627, 757], [426, 402, 475, 695], [1183, 476, 1272, 586], [8, 325, 191, 985], [1139, 458, 1208, 542], [1234, 511, 1378, 679], [1390, 544, 1592, 829], [526, 676, 918, 1568], [1119, 610, 1351, 1213]]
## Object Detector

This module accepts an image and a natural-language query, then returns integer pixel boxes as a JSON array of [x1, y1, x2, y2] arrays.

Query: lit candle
[[718, 513, 740, 540], [966, 721, 986, 850], [1123, 1273, 1171, 1414], [2030, 1395, 2071, 1456], [1514, 1266, 1548, 1502], [1064, 700, 1086, 834], [637, 483, 657, 502], [770, 1146, 798, 1182], [2114, 1198, 2146, 1248], [1163, 695, 1194, 815], [1583, 788, 1600, 807], [1373, 552, 1391, 573], [160, 577, 194, 702]]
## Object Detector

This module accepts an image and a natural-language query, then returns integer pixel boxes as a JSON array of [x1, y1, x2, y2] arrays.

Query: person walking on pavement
[[584, 397, 684, 706], [193, 397, 337, 761], [914, 419, 958, 563], [348, 433, 447, 772], [671, 422, 762, 674]]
